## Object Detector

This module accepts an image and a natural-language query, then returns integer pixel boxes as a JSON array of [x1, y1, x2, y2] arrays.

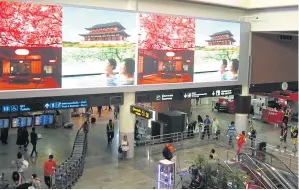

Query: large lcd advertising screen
[[0, 1, 241, 91]]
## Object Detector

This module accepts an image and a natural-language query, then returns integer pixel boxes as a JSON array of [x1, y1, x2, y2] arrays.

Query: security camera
[[239, 15, 260, 21], [255, 17, 259, 20]]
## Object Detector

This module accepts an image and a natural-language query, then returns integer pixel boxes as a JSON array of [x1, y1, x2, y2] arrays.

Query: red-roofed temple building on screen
[[206, 30, 236, 47], [79, 22, 130, 43]]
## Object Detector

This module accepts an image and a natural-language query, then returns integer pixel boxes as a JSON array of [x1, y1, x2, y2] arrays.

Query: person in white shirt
[[121, 135, 129, 159], [211, 117, 219, 139]]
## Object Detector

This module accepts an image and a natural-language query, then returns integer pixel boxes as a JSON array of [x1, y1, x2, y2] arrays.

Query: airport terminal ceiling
[[0, 1, 250, 99]]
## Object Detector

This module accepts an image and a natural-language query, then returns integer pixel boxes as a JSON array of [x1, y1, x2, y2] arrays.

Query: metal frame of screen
[[0, 2, 251, 99]]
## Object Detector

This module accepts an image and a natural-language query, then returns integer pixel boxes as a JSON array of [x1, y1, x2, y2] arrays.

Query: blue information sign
[[44, 100, 88, 109]]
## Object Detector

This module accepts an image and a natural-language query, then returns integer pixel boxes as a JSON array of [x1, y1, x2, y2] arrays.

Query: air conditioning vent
[[279, 35, 293, 41]]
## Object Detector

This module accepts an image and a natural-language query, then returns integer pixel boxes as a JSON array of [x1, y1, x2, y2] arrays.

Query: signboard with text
[[130, 105, 153, 119]]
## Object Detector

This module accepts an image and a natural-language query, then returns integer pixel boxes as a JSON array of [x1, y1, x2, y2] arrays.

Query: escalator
[[239, 153, 297, 189], [247, 149, 298, 189]]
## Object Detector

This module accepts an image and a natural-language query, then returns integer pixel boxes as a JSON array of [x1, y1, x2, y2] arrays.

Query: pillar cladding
[[234, 85, 251, 134], [60, 109, 72, 124], [119, 92, 136, 159]]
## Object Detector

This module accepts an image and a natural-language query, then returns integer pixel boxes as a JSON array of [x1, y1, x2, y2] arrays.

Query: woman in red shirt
[[237, 131, 246, 155]]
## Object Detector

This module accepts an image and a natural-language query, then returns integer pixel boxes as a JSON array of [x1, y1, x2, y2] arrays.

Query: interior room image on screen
[[0, 1, 63, 91], [61, 6, 137, 88], [194, 19, 240, 82], [137, 50, 194, 84]]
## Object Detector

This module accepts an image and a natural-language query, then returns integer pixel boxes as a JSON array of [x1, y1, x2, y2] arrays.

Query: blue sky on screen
[[62, 7, 137, 42], [195, 19, 241, 46]]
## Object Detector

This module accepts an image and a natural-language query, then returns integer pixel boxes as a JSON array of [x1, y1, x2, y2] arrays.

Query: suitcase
[[91, 117, 96, 124], [64, 122, 73, 129]]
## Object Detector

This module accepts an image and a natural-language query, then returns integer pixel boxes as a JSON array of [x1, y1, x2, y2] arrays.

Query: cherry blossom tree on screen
[[138, 14, 195, 50], [0, 1, 62, 47]]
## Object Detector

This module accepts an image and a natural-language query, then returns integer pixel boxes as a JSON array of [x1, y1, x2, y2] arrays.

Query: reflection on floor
[[0, 77, 60, 90]]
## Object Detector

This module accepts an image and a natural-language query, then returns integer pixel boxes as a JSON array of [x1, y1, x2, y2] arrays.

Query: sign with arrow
[[130, 105, 153, 119]]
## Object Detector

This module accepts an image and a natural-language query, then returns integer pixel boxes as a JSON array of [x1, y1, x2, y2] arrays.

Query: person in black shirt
[[291, 125, 298, 152], [1, 127, 8, 144], [30, 127, 38, 157], [278, 122, 288, 152]]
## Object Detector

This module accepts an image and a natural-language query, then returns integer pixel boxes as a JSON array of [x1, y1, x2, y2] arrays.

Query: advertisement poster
[[137, 14, 195, 85], [194, 19, 240, 82], [0, 1, 62, 90], [62, 7, 137, 88]]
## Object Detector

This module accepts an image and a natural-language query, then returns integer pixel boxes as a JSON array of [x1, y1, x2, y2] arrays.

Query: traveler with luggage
[[85, 107, 93, 123], [290, 125, 298, 152], [201, 115, 211, 140], [248, 124, 256, 148], [44, 154, 57, 189], [120, 135, 130, 159], [226, 121, 236, 148], [162, 144, 174, 161], [30, 127, 38, 157], [106, 119, 115, 144], [237, 131, 247, 155]]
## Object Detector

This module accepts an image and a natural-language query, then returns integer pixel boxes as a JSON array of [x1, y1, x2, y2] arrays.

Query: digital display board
[[0, 1, 242, 92], [0, 118, 10, 129], [130, 105, 152, 119], [12, 117, 33, 128], [34, 114, 54, 126]]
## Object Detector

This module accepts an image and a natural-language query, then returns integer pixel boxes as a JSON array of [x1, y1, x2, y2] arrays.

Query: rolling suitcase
[[91, 117, 96, 124]]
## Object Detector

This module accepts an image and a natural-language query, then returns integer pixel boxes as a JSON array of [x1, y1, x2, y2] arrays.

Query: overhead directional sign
[[130, 105, 153, 119]]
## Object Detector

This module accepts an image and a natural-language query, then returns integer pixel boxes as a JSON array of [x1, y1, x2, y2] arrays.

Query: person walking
[[211, 117, 219, 139], [248, 124, 256, 148], [16, 128, 23, 149], [120, 135, 130, 159], [44, 154, 57, 189], [30, 127, 38, 157], [201, 115, 211, 140], [237, 131, 247, 155], [106, 119, 115, 144], [97, 106, 102, 117], [278, 122, 288, 152], [226, 121, 236, 148], [290, 125, 298, 152]]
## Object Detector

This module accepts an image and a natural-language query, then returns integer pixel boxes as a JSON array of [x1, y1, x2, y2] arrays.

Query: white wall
[[248, 0, 298, 9], [22, 0, 246, 21], [248, 8, 298, 31]]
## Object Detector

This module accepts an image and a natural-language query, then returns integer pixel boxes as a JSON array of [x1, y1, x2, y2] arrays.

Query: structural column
[[235, 85, 251, 134], [60, 109, 72, 125], [119, 92, 136, 158]]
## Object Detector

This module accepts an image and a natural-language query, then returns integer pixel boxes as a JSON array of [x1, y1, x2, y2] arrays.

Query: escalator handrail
[[238, 153, 278, 189], [264, 163, 295, 189], [240, 161, 269, 189], [246, 147, 298, 180]]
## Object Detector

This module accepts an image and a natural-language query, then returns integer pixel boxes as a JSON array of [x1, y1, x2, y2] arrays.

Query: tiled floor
[[0, 104, 297, 189]]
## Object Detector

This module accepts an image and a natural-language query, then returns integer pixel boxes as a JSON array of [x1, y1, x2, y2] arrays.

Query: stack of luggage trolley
[[53, 126, 88, 189]]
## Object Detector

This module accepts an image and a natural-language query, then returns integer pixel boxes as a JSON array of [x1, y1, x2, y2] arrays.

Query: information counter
[[261, 108, 284, 125]]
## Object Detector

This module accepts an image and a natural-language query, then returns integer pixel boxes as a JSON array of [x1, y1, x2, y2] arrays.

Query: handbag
[[118, 145, 123, 153]]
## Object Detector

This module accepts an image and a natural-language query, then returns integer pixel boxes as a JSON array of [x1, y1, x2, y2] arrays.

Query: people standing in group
[[120, 135, 129, 159], [11, 152, 28, 183], [17, 128, 28, 150], [249, 124, 256, 148], [201, 115, 211, 140], [278, 122, 288, 152], [211, 117, 219, 140], [226, 121, 236, 148], [1, 127, 9, 144], [30, 127, 38, 157], [44, 154, 57, 189], [237, 131, 247, 155], [290, 125, 298, 152], [106, 119, 115, 144]]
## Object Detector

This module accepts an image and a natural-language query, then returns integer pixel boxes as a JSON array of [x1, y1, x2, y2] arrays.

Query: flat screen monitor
[[0, 118, 10, 129], [34, 114, 54, 126], [12, 117, 33, 128]]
